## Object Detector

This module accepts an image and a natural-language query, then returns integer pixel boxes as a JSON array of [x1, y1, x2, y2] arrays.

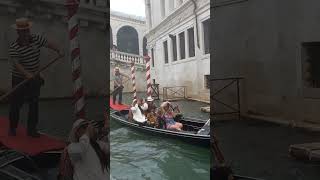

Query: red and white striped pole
[[144, 55, 152, 97], [131, 61, 137, 100], [66, 0, 85, 120]]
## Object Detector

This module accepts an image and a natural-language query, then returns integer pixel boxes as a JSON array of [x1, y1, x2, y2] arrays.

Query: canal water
[[214, 119, 320, 180], [0, 93, 210, 180]]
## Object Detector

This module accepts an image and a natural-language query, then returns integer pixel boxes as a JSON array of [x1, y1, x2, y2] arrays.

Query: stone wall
[[0, 0, 108, 98], [213, 0, 320, 124], [146, 0, 210, 102]]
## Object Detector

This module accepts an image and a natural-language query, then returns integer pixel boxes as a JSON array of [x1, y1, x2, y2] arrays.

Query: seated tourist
[[160, 101, 183, 131], [144, 96, 158, 127], [130, 98, 148, 124], [128, 100, 135, 121], [61, 119, 109, 180]]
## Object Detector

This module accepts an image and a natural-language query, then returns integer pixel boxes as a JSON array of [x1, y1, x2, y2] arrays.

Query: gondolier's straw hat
[[68, 119, 89, 142], [11, 18, 32, 30]]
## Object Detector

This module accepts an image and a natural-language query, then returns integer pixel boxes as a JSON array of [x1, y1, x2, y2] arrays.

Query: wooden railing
[[110, 50, 145, 65], [163, 86, 187, 101], [211, 77, 243, 120]]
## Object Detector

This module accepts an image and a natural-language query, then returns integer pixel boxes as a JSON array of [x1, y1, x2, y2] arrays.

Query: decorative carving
[[146, 1, 194, 40], [146, 0, 210, 41]]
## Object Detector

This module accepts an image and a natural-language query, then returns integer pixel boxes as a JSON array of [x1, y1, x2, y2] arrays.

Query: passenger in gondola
[[160, 101, 183, 131], [144, 96, 158, 127], [60, 119, 109, 180], [130, 98, 148, 125]]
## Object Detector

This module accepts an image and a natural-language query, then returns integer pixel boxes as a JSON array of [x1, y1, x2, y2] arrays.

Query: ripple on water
[[110, 125, 210, 180]]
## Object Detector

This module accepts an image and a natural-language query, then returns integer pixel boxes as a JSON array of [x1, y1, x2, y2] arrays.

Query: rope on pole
[[66, 0, 85, 120], [131, 61, 137, 100]]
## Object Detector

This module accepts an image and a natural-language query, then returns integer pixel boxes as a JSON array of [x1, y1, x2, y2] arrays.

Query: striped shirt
[[9, 34, 48, 78]]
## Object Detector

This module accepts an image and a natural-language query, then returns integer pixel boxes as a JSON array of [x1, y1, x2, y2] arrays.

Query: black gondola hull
[[110, 110, 210, 147]]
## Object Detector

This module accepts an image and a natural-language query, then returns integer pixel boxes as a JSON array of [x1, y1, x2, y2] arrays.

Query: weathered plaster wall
[[213, 0, 320, 124]]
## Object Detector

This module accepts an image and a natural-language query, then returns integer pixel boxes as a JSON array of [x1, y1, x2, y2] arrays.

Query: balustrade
[[110, 50, 145, 66]]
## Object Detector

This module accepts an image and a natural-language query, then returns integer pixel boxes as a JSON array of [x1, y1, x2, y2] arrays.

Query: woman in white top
[[130, 98, 148, 124], [67, 119, 110, 180]]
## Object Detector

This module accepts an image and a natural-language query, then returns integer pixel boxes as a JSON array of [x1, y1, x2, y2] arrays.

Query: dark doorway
[[302, 42, 320, 88]]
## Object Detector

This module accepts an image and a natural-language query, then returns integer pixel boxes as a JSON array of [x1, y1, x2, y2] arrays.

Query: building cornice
[[145, 0, 209, 45], [110, 15, 145, 26], [111, 11, 146, 25]]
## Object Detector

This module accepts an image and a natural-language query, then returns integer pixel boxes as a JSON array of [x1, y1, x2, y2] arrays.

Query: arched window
[[116, 26, 139, 55]]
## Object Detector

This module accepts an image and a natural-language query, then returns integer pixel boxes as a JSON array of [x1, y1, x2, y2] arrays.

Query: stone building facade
[[213, 0, 320, 126], [144, 0, 210, 102], [109, 11, 147, 93], [110, 11, 146, 56]]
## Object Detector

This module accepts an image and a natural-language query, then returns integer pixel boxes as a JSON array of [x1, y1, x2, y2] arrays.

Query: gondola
[[0, 145, 61, 180], [0, 116, 66, 180], [110, 109, 210, 147]]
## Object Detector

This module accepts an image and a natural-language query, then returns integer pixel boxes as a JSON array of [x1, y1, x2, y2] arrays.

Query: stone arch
[[116, 25, 139, 55], [110, 25, 113, 48]]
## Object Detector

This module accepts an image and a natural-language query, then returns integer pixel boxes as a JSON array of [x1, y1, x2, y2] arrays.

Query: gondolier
[[112, 67, 129, 105], [8, 18, 64, 137]]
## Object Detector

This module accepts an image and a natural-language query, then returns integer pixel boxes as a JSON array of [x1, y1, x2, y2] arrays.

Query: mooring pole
[[131, 61, 137, 100], [145, 55, 152, 97], [66, 0, 85, 120]]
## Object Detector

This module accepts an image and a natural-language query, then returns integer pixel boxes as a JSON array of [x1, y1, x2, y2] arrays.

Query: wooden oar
[[211, 131, 226, 165], [109, 76, 131, 96], [233, 174, 265, 180], [0, 55, 64, 102]]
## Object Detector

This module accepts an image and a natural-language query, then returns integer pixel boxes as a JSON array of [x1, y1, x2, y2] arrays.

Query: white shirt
[[68, 134, 109, 180], [130, 103, 148, 123]]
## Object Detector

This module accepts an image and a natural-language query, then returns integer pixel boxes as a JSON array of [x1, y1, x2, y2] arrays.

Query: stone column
[[145, 0, 152, 29], [168, 36, 173, 63], [199, 21, 204, 55], [185, 29, 189, 58], [165, 0, 170, 17], [113, 34, 117, 47], [177, 33, 181, 60], [168, 0, 174, 13]]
